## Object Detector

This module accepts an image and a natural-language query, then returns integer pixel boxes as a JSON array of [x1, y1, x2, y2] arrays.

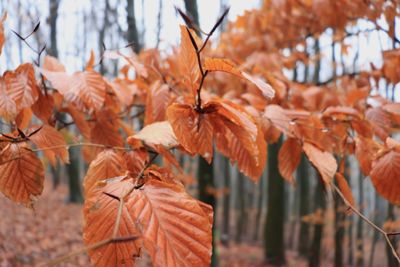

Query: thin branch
[[333, 184, 400, 264], [37, 235, 139, 267]]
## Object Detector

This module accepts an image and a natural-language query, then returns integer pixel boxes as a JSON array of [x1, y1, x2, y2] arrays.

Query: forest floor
[[0, 181, 390, 267]]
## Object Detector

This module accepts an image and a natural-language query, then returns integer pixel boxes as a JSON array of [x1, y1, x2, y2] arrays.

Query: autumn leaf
[[84, 179, 141, 267], [0, 143, 44, 206], [203, 58, 275, 99], [278, 138, 302, 184], [83, 149, 127, 198], [5, 63, 39, 110], [28, 125, 69, 166], [40, 69, 107, 112], [179, 25, 200, 97], [370, 146, 400, 205], [334, 172, 355, 213], [0, 12, 6, 55], [0, 77, 17, 120], [31, 92, 54, 124], [302, 142, 337, 186], [167, 103, 214, 162], [354, 136, 382, 176], [128, 121, 179, 150], [144, 81, 170, 125], [126, 179, 213, 267]]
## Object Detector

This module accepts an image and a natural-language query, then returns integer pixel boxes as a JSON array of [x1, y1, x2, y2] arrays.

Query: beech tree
[[0, 1, 400, 267]]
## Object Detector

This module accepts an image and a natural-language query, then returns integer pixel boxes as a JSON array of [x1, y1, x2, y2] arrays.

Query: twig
[[333, 184, 400, 264], [37, 235, 139, 267]]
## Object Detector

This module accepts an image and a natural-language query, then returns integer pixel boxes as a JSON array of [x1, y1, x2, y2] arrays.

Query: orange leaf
[[370, 147, 400, 205], [278, 138, 302, 184], [0, 12, 6, 55], [83, 149, 127, 198], [4, 63, 39, 111], [302, 142, 337, 186], [213, 101, 267, 181], [167, 103, 214, 163], [0, 143, 44, 206], [83, 179, 141, 267], [334, 172, 355, 213], [203, 58, 275, 99], [144, 81, 170, 125], [31, 92, 54, 124], [354, 136, 382, 176], [0, 77, 17, 120], [28, 125, 69, 166], [128, 121, 178, 150], [41, 69, 106, 112], [126, 179, 213, 267], [179, 25, 200, 97]]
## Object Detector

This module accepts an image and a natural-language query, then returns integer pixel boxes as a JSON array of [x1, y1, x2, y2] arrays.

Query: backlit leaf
[[278, 138, 302, 184]]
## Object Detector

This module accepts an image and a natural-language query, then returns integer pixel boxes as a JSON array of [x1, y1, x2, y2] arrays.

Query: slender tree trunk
[[386, 204, 397, 267], [334, 189, 345, 267], [356, 171, 364, 267], [184, 0, 200, 36], [48, 0, 59, 58], [235, 172, 247, 243], [264, 137, 285, 266], [298, 154, 310, 257], [221, 157, 231, 246], [126, 0, 142, 53], [308, 178, 326, 267], [253, 171, 265, 242], [67, 147, 83, 203], [198, 156, 218, 267]]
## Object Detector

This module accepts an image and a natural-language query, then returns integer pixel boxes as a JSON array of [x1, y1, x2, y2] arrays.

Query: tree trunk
[[184, 0, 200, 35], [264, 137, 285, 266], [221, 157, 231, 246], [67, 147, 83, 203], [253, 171, 265, 242], [235, 172, 247, 243], [308, 178, 326, 267], [298, 154, 310, 257], [386, 204, 397, 267], [334, 188, 345, 267], [198, 156, 218, 267], [126, 0, 142, 53], [356, 171, 364, 267], [48, 0, 60, 58]]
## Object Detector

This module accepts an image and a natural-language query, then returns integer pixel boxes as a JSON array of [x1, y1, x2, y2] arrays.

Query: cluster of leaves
[[0, 0, 400, 265]]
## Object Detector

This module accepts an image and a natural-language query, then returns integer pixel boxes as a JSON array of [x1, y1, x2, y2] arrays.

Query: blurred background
[[0, 0, 399, 266]]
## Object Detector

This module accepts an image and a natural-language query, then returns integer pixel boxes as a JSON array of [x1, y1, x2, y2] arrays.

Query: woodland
[[0, 0, 400, 266]]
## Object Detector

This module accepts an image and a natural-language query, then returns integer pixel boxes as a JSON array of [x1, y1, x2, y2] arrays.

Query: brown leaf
[[126, 179, 213, 267], [278, 138, 302, 184], [203, 58, 275, 99], [167, 103, 214, 162], [370, 147, 400, 205], [179, 25, 200, 97], [128, 121, 178, 150], [302, 142, 337, 186], [83, 149, 127, 198], [0, 143, 44, 206], [28, 125, 69, 166], [335, 172, 355, 213]]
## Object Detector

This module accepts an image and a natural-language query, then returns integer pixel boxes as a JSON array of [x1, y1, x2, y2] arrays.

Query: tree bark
[[235, 172, 247, 243], [298, 154, 310, 257], [198, 156, 218, 267], [67, 147, 83, 203], [184, 0, 200, 36], [48, 0, 60, 58], [126, 0, 142, 53], [264, 137, 285, 265], [221, 157, 231, 246], [356, 171, 364, 267], [308, 178, 326, 267]]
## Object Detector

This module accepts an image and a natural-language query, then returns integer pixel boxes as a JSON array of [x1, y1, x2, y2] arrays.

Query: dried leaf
[[0, 143, 44, 206], [278, 138, 302, 184]]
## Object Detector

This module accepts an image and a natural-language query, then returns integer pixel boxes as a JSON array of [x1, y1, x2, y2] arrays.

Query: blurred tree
[[264, 137, 285, 265], [126, 0, 142, 53], [184, 0, 200, 36]]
